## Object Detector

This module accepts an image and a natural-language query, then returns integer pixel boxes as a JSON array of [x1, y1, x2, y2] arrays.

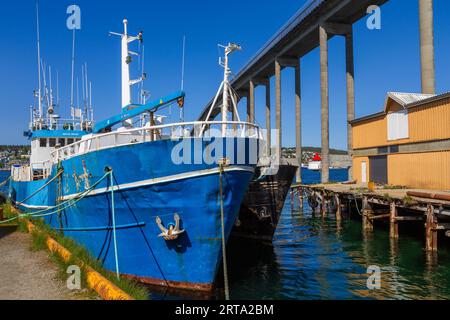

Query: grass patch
[[28, 219, 149, 300], [349, 187, 370, 193], [383, 185, 406, 190], [30, 229, 48, 252], [403, 195, 418, 206]]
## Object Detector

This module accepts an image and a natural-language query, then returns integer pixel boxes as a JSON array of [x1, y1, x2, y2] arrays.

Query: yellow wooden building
[[350, 92, 450, 190]]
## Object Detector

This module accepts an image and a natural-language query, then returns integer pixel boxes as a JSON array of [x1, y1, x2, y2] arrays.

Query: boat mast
[[35, 1, 42, 127], [110, 19, 144, 127]]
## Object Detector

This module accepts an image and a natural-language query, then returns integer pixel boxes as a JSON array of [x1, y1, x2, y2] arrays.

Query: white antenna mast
[[180, 35, 186, 123], [200, 43, 242, 136], [35, 1, 43, 122], [109, 19, 144, 127], [221, 43, 241, 134], [70, 27, 76, 121]]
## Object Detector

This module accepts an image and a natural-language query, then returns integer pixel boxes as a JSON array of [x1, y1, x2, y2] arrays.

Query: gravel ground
[[0, 228, 91, 300]]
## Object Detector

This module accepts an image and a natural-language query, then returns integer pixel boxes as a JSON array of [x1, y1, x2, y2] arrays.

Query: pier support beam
[[389, 202, 399, 239], [295, 61, 302, 183], [425, 204, 438, 252], [335, 194, 342, 222], [275, 60, 282, 160], [319, 25, 330, 183], [362, 196, 373, 232], [321, 191, 327, 217], [264, 80, 271, 156], [248, 80, 255, 123], [346, 28, 355, 180], [419, 0, 436, 94]]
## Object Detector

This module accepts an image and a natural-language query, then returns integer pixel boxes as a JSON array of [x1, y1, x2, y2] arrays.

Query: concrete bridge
[[197, 0, 436, 183]]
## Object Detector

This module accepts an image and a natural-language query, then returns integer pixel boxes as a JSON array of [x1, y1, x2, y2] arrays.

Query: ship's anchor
[[155, 213, 185, 241]]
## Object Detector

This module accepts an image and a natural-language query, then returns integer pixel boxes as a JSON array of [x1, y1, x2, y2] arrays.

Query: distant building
[[351, 92, 450, 190]]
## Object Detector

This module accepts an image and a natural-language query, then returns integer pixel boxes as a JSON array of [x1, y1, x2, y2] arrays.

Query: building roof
[[384, 92, 435, 111], [351, 91, 450, 125]]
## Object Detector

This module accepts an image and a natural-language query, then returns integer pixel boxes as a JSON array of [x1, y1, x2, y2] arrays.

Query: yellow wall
[[352, 117, 386, 149], [388, 151, 450, 190], [408, 98, 450, 143], [353, 156, 369, 184], [353, 98, 450, 149]]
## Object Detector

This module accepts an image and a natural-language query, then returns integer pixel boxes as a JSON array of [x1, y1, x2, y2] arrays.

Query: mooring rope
[[218, 160, 230, 300], [0, 172, 110, 224], [0, 176, 11, 188], [109, 170, 120, 280], [112, 173, 169, 287], [15, 169, 63, 206]]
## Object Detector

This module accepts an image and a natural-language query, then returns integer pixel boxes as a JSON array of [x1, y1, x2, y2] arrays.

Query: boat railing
[[11, 159, 53, 181], [50, 121, 263, 163]]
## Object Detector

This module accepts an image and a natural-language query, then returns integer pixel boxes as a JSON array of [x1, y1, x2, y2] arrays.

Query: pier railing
[[50, 121, 262, 163]]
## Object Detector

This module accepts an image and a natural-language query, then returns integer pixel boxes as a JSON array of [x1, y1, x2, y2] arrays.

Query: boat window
[[40, 138, 47, 147], [67, 138, 74, 145], [49, 138, 56, 147], [58, 138, 66, 147]]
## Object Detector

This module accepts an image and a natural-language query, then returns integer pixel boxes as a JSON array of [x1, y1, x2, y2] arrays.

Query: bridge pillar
[[275, 60, 282, 160], [346, 28, 355, 181], [248, 80, 255, 123], [319, 25, 330, 183], [295, 61, 302, 183], [419, 0, 435, 94], [265, 80, 271, 156]]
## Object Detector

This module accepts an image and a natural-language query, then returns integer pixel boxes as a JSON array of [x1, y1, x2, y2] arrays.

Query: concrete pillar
[[319, 25, 330, 183], [248, 80, 255, 123], [346, 29, 355, 181], [265, 80, 271, 156], [275, 60, 282, 159], [419, 0, 436, 94], [295, 61, 302, 183]]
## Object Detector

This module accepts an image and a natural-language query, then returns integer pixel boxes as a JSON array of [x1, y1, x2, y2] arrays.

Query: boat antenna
[[70, 21, 76, 121], [35, 0, 43, 121], [109, 19, 144, 126], [180, 35, 186, 123], [89, 81, 93, 122], [56, 69, 60, 107]]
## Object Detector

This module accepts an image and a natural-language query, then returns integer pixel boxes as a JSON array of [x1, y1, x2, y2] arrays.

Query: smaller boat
[[308, 153, 322, 171], [232, 157, 298, 243]]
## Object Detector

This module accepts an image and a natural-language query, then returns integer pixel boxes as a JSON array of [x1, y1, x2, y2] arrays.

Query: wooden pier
[[291, 183, 450, 252]]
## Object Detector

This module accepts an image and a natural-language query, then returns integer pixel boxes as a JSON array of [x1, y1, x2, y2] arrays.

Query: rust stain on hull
[[121, 273, 214, 292]]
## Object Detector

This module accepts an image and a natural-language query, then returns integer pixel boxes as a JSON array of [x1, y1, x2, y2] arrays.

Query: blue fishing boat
[[9, 16, 263, 291]]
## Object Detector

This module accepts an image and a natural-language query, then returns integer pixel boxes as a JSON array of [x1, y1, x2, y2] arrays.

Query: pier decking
[[291, 183, 450, 252]]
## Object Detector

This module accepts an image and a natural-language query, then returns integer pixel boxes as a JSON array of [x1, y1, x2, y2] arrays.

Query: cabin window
[[67, 138, 74, 145], [387, 110, 409, 141], [49, 138, 56, 147], [40, 138, 47, 147], [58, 138, 66, 147]]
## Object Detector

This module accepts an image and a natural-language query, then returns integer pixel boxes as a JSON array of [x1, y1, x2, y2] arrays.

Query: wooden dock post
[[321, 191, 327, 217], [362, 196, 373, 232], [298, 188, 304, 209], [389, 201, 399, 239], [334, 194, 342, 222], [291, 190, 295, 212], [425, 204, 438, 252]]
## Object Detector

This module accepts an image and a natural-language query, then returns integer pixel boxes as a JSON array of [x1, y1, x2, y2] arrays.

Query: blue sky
[[0, 0, 449, 148]]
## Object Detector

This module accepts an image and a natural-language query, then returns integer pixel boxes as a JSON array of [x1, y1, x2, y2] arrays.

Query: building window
[[40, 138, 47, 147], [58, 138, 66, 147], [387, 110, 409, 141], [390, 145, 399, 153], [49, 138, 56, 147], [67, 138, 74, 145], [377, 146, 388, 154]]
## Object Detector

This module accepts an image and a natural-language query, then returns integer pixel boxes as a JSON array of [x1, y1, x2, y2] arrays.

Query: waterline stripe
[[61, 166, 254, 200], [57, 222, 146, 232]]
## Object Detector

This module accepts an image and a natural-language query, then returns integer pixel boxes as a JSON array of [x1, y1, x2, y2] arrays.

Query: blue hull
[[10, 137, 258, 290]]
